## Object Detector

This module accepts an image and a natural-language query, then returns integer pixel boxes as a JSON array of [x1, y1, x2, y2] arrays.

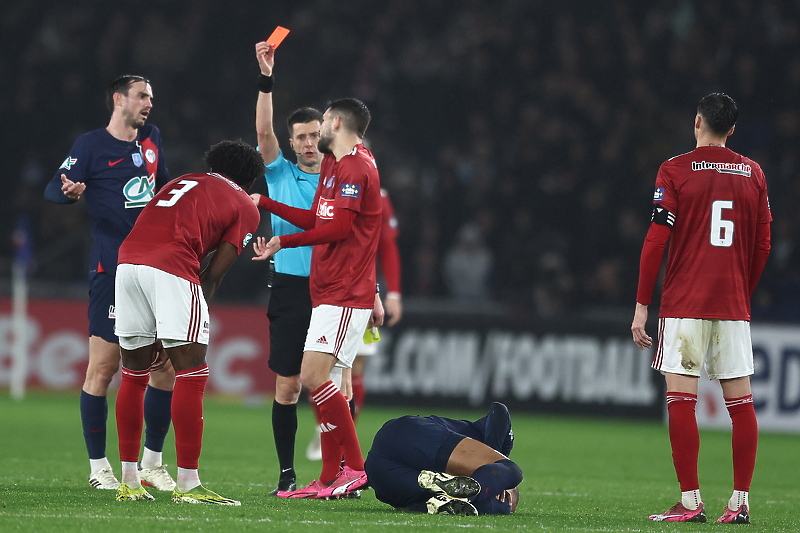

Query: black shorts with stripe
[[267, 273, 312, 377]]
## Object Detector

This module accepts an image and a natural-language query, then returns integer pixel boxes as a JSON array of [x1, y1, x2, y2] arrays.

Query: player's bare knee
[[275, 377, 302, 404]]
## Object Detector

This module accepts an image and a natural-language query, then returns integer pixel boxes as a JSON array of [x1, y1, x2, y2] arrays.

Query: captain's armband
[[651, 205, 675, 228]]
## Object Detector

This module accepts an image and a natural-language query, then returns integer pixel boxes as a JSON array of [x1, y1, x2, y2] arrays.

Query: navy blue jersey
[[45, 124, 169, 277]]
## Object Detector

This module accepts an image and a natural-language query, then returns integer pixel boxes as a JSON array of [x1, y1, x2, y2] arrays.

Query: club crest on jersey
[[324, 175, 336, 188], [316, 197, 334, 219], [124, 175, 156, 208], [59, 156, 78, 170], [132, 153, 143, 167], [341, 183, 360, 198], [243, 233, 253, 247], [145, 148, 156, 164], [653, 187, 664, 202]]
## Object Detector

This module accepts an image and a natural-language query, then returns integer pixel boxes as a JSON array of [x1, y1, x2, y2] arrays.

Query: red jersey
[[308, 145, 382, 308], [378, 188, 402, 294], [646, 146, 771, 319], [118, 172, 260, 284]]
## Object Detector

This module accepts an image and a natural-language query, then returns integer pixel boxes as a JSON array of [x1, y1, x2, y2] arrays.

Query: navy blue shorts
[[88, 272, 117, 343], [267, 273, 312, 377], [365, 416, 466, 509]]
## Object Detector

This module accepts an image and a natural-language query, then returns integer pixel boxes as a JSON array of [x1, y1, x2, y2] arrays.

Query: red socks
[[666, 392, 699, 491], [311, 381, 364, 484], [116, 367, 150, 462], [725, 395, 757, 491], [172, 365, 209, 470]]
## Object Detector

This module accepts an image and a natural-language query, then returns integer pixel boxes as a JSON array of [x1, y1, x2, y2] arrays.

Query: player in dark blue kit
[[365, 402, 522, 515], [44, 75, 176, 492]]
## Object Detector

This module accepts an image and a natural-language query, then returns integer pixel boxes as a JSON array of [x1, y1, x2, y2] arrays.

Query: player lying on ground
[[365, 402, 522, 515]]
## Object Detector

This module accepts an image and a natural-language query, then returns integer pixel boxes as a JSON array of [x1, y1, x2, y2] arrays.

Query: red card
[[265, 26, 290, 49]]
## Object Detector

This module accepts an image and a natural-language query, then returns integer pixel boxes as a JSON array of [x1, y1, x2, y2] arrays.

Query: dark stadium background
[[3, 0, 799, 323]]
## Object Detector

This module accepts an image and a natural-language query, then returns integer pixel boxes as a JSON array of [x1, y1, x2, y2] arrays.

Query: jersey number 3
[[156, 180, 198, 207], [710, 200, 734, 247]]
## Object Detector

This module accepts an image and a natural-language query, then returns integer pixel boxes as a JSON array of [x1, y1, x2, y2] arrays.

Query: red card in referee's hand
[[265, 26, 290, 49]]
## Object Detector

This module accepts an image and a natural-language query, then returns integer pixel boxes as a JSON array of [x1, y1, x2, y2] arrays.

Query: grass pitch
[[1, 391, 799, 532]]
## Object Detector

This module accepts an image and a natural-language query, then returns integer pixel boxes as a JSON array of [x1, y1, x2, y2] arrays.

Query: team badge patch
[[59, 156, 78, 170], [145, 149, 156, 164], [132, 153, 143, 167], [653, 187, 664, 202], [340, 183, 361, 198], [243, 233, 253, 247]]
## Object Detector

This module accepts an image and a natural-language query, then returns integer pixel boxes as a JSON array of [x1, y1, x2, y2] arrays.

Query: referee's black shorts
[[267, 273, 312, 377]]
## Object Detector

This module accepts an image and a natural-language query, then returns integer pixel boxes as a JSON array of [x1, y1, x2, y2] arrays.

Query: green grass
[[1, 391, 799, 532]]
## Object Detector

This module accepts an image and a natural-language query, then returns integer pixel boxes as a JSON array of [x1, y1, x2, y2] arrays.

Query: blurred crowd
[[4, 0, 800, 321]]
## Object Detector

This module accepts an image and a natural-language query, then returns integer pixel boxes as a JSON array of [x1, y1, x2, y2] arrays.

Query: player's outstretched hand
[[60, 174, 86, 200], [631, 302, 652, 349], [252, 235, 282, 261], [249, 193, 261, 205], [255, 41, 275, 76]]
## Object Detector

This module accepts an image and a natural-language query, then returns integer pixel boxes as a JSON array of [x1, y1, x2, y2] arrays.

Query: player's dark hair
[[287, 107, 323, 135], [327, 98, 371, 137], [697, 93, 738, 136], [106, 75, 150, 113], [204, 139, 263, 190]]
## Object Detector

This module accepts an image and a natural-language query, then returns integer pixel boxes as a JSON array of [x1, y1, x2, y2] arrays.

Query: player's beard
[[318, 133, 333, 154], [124, 109, 147, 129]]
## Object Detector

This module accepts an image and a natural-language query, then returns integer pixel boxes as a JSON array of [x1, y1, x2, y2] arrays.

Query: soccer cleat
[[171, 485, 241, 506], [269, 468, 297, 496], [306, 430, 322, 461], [140, 465, 176, 491], [418, 470, 481, 499], [276, 479, 328, 499], [717, 504, 750, 524], [649, 502, 707, 522], [88, 467, 121, 490], [313, 466, 369, 499], [115, 483, 155, 501], [426, 494, 478, 515]]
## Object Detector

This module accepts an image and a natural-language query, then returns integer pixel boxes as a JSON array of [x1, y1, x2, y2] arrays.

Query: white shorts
[[115, 264, 210, 349], [304, 305, 372, 368], [652, 318, 753, 379]]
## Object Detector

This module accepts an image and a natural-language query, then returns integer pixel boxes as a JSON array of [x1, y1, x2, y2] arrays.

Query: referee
[[250, 40, 323, 495]]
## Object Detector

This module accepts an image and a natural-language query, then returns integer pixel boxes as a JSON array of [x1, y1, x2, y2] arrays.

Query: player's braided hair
[[204, 139, 263, 190], [697, 93, 738, 136]]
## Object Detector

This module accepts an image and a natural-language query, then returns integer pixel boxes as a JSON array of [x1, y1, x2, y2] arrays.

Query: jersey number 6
[[156, 180, 199, 207], [710, 199, 734, 247]]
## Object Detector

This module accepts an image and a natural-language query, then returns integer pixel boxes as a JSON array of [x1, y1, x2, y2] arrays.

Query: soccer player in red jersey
[[252, 98, 384, 499], [306, 187, 403, 460], [354, 187, 403, 410], [112, 140, 263, 505], [631, 93, 771, 524]]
